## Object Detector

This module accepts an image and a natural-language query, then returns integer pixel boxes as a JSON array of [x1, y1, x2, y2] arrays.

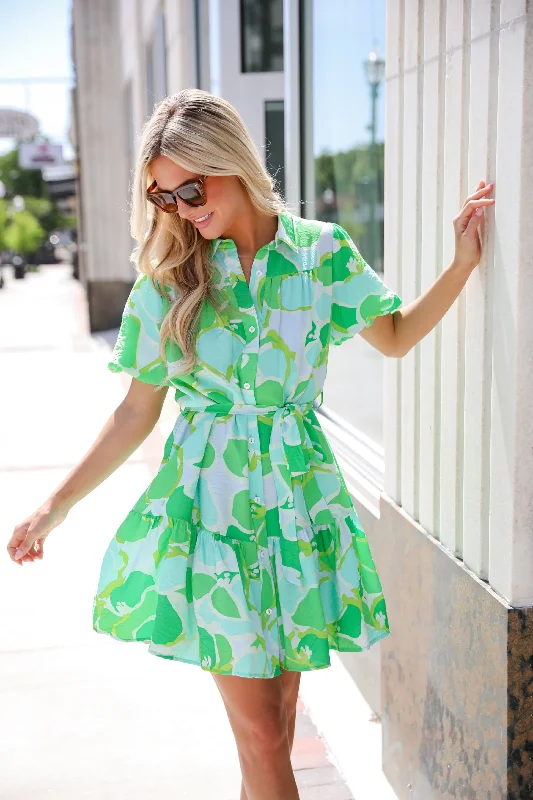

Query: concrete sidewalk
[[0, 265, 355, 799]]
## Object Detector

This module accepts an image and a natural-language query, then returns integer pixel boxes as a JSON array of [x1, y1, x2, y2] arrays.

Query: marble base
[[378, 493, 533, 799], [86, 279, 134, 332]]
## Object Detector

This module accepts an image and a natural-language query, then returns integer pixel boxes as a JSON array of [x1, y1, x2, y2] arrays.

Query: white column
[[72, 0, 130, 283]]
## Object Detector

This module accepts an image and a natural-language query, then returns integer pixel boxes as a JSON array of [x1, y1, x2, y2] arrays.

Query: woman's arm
[[51, 380, 169, 511], [7, 379, 168, 563], [360, 180, 495, 358]]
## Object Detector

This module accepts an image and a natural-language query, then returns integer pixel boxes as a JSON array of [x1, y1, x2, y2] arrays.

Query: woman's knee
[[244, 704, 289, 755], [212, 674, 289, 755]]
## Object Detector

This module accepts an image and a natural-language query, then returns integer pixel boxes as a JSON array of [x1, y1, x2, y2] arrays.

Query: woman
[[7, 89, 495, 800]]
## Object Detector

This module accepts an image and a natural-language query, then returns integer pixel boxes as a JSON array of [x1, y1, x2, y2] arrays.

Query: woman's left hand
[[452, 180, 495, 273]]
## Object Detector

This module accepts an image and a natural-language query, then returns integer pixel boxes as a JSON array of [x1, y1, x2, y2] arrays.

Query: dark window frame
[[239, 0, 284, 74], [264, 99, 285, 199]]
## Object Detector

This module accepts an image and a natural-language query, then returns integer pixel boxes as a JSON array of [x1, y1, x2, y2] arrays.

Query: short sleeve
[[329, 223, 402, 347], [107, 273, 170, 385]]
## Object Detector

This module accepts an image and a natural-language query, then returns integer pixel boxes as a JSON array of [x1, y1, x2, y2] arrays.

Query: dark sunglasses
[[147, 175, 208, 212]]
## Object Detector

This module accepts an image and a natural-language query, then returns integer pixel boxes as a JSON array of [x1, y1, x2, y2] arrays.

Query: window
[[240, 0, 284, 73], [301, 0, 388, 446], [265, 100, 285, 199]]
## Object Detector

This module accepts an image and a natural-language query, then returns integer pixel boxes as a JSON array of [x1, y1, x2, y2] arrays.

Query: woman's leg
[[237, 668, 301, 800], [211, 667, 302, 800]]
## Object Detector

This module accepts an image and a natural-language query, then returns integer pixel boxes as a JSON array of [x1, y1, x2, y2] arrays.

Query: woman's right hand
[[7, 500, 70, 566]]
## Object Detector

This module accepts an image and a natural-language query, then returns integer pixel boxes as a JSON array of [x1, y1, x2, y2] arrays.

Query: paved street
[[0, 264, 360, 799]]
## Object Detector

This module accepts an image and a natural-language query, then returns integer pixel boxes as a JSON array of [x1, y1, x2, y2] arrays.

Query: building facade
[[71, 1, 533, 796]]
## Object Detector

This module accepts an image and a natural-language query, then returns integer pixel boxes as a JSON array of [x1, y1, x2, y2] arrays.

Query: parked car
[[27, 240, 59, 265]]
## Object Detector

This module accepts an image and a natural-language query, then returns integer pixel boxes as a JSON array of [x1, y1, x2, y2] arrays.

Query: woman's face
[[149, 155, 247, 240]]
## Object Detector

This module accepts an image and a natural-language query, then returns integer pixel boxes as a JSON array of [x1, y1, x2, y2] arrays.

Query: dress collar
[[209, 210, 298, 258]]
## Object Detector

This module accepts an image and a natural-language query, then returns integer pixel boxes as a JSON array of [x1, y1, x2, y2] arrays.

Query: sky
[[0, 0, 386, 160], [0, 0, 74, 158], [313, 0, 386, 155]]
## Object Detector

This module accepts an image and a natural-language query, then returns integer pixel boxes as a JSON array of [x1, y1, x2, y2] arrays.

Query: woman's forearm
[[49, 404, 156, 513], [393, 259, 471, 357]]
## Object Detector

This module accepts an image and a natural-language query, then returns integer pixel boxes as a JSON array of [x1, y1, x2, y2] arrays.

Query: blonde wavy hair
[[129, 88, 291, 385]]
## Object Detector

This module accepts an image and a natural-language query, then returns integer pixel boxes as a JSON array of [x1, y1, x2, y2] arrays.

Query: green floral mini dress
[[92, 211, 402, 678]]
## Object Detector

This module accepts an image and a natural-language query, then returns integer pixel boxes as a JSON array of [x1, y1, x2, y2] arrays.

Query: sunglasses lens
[[177, 185, 205, 206], [147, 178, 206, 211], [148, 193, 178, 212]]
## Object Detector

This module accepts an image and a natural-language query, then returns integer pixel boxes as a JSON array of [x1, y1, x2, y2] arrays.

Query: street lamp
[[364, 48, 385, 270]]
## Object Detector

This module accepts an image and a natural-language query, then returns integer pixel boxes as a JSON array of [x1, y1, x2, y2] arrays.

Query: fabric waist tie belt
[[180, 393, 324, 478], [178, 394, 325, 585]]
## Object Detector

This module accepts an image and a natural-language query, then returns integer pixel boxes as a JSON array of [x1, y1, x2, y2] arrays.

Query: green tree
[[19, 194, 68, 235], [0, 145, 77, 237], [0, 147, 45, 198], [4, 210, 45, 255], [0, 198, 7, 250], [314, 142, 385, 252]]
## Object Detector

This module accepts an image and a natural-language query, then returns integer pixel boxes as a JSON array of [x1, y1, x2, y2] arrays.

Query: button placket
[[240, 312, 259, 398], [234, 246, 265, 397]]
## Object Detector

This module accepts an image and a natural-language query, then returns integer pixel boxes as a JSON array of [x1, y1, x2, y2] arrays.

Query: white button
[[249, 436, 254, 444], [259, 551, 266, 558], [249, 535, 254, 540], [249, 325, 255, 333], [254, 495, 260, 503], [243, 382, 250, 389], [256, 269, 262, 276], [265, 608, 272, 615]]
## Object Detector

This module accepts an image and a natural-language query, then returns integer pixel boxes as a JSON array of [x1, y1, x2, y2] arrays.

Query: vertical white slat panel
[[400, 0, 422, 517], [462, 3, 495, 580], [446, 0, 464, 50], [470, 0, 491, 39], [418, 0, 443, 536], [384, 0, 405, 503], [438, 0, 465, 553], [383, 74, 402, 503], [511, 19, 533, 607], [386, 0, 403, 79], [500, 0, 527, 25], [488, 14, 526, 601]]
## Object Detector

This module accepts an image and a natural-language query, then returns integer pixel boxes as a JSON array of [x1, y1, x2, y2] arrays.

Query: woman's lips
[[192, 211, 214, 229]]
